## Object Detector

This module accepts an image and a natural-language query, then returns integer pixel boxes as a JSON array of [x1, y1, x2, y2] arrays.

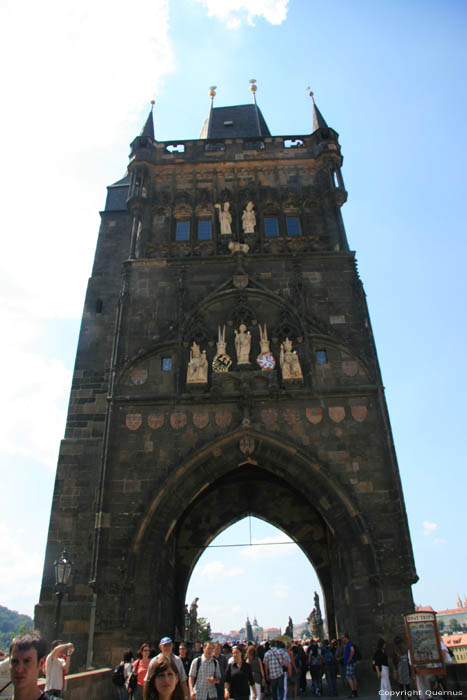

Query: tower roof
[[140, 103, 155, 140], [200, 104, 271, 139], [310, 95, 328, 132]]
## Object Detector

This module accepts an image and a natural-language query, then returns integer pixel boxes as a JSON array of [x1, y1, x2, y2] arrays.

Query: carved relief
[[212, 325, 232, 373], [280, 337, 303, 381], [241, 201, 256, 233], [215, 202, 232, 234], [234, 324, 251, 365], [256, 324, 276, 371], [186, 342, 208, 385]]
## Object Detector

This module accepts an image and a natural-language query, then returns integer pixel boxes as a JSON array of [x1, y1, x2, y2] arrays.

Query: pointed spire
[[250, 79, 262, 136], [140, 100, 155, 140], [307, 88, 328, 131]]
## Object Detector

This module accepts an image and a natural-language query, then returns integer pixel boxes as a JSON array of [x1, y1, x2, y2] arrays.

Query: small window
[[161, 357, 172, 372], [224, 120, 234, 126], [95, 299, 103, 314], [198, 219, 212, 241], [316, 350, 327, 365], [264, 216, 279, 238], [286, 216, 301, 236], [175, 220, 190, 241]]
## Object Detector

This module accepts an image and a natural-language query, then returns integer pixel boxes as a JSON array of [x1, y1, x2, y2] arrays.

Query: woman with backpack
[[307, 643, 323, 697], [112, 650, 134, 700]]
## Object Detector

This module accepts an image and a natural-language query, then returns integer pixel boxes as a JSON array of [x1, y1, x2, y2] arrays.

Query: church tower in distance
[[36, 88, 417, 667]]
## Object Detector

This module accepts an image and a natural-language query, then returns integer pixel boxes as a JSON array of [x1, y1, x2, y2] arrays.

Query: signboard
[[405, 611, 445, 678]]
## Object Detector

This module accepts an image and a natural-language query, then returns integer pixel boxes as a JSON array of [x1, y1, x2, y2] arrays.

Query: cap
[[160, 637, 173, 645]]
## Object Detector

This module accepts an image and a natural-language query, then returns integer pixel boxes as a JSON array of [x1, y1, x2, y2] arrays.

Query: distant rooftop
[[200, 104, 271, 139]]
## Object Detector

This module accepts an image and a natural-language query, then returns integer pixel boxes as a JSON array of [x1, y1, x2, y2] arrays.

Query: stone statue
[[212, 325, 232, 373], [256, 324, 276, 371], [215, 202, 232, 234], [307, 608, 320, 639], [189, 597, 199, 642], [285, 616, 294, 638], [242, 201, 256, 233], [187, 342, 208, 385], [280, 337, 303, 380], [235, 324, 251, 365], [314, 591, 324, 638]]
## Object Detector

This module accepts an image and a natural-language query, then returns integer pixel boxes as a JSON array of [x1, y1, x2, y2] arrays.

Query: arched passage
[[121, 429, 381, 649]]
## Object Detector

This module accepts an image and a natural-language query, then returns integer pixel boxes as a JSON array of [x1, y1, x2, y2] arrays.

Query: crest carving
[[306, 407, 323, 424], [170, 412, 187, 430], [261, 408, 278, 428], [126, 414, 142, 431], [130, 368, 148, 385], [148, 413, 165, 430], [215, 408, 232, 429], [329, 407, 346, 423], [351, 406, 368, 422], [193, 410, 209, 429]]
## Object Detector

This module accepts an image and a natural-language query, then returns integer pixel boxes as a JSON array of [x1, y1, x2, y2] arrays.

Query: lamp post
[[54, 549, 72, 635]]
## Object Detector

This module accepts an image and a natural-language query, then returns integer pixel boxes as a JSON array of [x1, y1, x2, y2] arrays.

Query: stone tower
[[36, 91, 417, 667]]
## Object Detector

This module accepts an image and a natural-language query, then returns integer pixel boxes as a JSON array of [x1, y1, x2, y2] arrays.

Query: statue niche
[[280, 337, 303, 382], [186, 342, 208, 385]]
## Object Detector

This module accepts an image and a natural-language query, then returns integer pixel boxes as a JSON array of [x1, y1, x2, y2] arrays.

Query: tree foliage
[[197, 617, 211, 642], [0, 606, 33, 652]]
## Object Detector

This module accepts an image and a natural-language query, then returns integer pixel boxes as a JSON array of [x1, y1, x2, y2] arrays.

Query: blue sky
[[1, 0, 466, 634]]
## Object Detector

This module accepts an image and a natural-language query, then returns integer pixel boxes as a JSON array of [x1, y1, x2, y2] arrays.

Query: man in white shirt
[[145, 637, 188, 699], [44, 640, 74, 698]]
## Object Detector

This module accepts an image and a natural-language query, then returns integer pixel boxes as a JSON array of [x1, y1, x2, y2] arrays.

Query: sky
[[1, 0, 466, 634]]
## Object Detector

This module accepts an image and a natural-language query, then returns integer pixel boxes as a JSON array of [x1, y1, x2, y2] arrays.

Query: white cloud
[[199, 560, 245, 580], [240, 534, 295, 561], [0, 522, 44, 617], [196, 0, 289, 28], [273, 583, 289, 598], [423, 521, 437, 536], [433, 538, 447, 546]]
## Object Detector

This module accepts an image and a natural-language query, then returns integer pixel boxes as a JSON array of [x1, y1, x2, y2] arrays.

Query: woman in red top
[[129, 643, 151, 700]]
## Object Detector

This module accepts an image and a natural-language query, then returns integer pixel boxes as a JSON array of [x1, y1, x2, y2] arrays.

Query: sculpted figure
[[235, 323, 251, 364], [215, 201, 232, 234], [228, 241, 249, 254], [187, 341, 208, 384], [280, 337, 303, 380], [242, 201, 256, 233]]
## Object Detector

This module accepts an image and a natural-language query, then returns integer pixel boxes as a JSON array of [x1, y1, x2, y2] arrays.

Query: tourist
[[391, 637, 410, 692], [144, 657, 184, 700], [213, 644, 227, 700], [245, 645, 265, 700], [307, 642, 322, 697], [342, 634, 357, 699], [129, 643, 152, 700], [263, 641, 286, 700], [44, 640, 74, 698], [8, 631, 50, 700], [178, 644, 191, 678], [333, 640, 345, 690], [224, 646, 256, 700], [286, 644, 298, 700], [145, 637, 187, 700], [0, 649, 11, 699], [188, 641, 221, 700], [373, 639, 391, 697], [321, 640, 337, 697]]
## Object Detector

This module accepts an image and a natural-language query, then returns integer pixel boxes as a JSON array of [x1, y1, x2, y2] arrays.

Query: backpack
[[194, 655, 219, 685], [323, 648, 334, 665], [353, 645, 362, 662], [112, 662, 125, 686]]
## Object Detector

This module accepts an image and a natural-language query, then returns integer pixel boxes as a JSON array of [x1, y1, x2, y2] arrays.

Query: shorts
[[345, 663, 356, 680]]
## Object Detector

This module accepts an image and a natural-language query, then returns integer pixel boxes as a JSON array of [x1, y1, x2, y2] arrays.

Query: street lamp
[[54, 549, 72, 635]]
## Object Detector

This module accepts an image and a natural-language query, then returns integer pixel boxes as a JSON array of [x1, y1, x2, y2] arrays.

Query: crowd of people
[[111, 633, 415, 700]]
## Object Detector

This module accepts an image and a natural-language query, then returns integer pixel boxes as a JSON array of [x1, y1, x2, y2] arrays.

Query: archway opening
[[185, 516, 325, 639]]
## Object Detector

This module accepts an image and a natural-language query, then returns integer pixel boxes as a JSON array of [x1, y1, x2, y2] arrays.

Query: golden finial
[[150, 99, 155, 112], [306, 87, 314, 98], [209, 85, 217, 99], [249, 79, 257, 93]]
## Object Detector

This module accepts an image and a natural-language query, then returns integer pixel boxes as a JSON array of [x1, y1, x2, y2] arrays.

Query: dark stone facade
[[35, 103, 417, 668]]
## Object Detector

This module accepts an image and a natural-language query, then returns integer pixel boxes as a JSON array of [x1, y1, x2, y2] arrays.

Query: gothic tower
[[36, 89, 417, 667]]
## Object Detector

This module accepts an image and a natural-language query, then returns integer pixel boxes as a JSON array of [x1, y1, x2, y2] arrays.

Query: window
[[316, 350, 327, 365], [264, 216, 279, 238], [175, 220, 190, 241], [286, 216, 301, 236], [198, 219, 212, 241], [161, 357, 172, 372]]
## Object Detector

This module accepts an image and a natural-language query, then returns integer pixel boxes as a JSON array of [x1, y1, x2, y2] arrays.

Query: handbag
[[128, 660, 140, 691]]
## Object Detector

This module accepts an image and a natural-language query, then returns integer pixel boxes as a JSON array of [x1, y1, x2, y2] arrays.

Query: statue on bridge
[[188, 597, 199, 642], [285, 616, 294, 638], [307, 591, 324, 639]]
